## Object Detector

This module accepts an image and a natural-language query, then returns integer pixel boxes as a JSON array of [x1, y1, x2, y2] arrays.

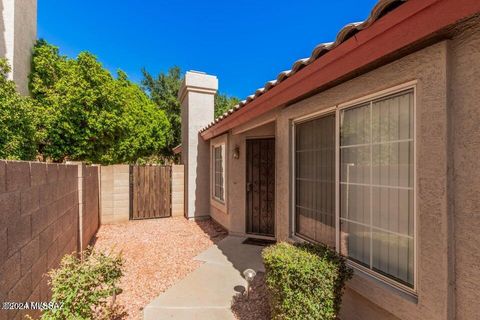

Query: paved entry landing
[[143, 236, 265, 320]]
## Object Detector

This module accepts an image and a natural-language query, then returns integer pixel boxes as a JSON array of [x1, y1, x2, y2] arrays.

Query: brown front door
[[246, 138, 275, 237]]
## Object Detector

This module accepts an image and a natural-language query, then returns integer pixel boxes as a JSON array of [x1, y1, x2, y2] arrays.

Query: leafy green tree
[[29, 40, 170, 164], [214, 93, 240, 118], [0, 59, 37, 160], [142, 68, 239, 156], [141, 67, 182, 156]]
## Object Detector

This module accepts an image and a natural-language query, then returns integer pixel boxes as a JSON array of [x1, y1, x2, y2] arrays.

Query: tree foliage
[[0, 59, 37, 160], [214, 93, 240, 119], [29, 40, 170, 164], [141, 67, 182, 156], [142, 68, 239, 156]]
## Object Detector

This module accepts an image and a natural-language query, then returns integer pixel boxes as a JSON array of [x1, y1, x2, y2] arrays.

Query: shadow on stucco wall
[[194, 132, 212, 218]]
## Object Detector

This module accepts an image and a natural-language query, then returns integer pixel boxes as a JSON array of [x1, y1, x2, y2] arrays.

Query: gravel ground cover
[[93, 217, 227, 319], [231, 272, 271, 320]]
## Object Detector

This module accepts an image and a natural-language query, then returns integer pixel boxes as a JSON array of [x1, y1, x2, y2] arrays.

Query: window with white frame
[[294, 88, 415, 289], [213, 145, 225, 202]]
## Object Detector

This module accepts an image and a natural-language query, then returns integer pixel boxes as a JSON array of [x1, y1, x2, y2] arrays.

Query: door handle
[[246, 182, 252, 192]]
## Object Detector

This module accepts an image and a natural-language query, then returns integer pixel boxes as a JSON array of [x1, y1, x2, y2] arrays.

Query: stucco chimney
[[0, 0, 37, 95], [178, 71, 218, 219]]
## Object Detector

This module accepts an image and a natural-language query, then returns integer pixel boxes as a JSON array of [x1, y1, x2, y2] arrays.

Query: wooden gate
[[131, 165, 171, 219]]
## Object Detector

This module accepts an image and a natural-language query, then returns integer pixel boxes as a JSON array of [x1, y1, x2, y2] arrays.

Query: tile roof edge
[[199, 0, 408, 134]]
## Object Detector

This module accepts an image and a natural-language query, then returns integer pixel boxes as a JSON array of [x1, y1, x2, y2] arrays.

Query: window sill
[[212, 197, 225, 205], [349, 262, 418, 304], [211, 197, 227, 213]]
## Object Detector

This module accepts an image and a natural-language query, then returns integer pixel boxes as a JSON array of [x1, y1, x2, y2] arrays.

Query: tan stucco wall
[[209, 17, 480, 319], [448, 18, 480, 320], [180, 72, 218, 219], [274, 41, 450, 320]]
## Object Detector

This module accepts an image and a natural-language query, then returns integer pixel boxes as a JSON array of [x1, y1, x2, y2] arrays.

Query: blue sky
[[38, 0, 378, 98]]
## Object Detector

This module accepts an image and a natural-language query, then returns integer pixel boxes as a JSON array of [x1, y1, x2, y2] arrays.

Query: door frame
[[245, 136, 276, 239]]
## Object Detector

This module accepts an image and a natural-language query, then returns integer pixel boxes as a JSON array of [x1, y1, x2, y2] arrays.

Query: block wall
[[100, 165, 130, 224], [0, 161, 78, 320], [171, 165, 184, 217]]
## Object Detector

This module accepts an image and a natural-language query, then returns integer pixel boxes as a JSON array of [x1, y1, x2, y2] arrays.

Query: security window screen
[[295, 114, 336, 248], [340, 90, 414, 287], [213, 145, 224, 201]]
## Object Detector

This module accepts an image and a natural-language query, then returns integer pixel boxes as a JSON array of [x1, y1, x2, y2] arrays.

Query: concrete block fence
[[99, 164, 185, 222], [0, 161, 185, 319], [100, 165, 130, 224], [171, 164, 185, 217], [0, 161, 102, 320]]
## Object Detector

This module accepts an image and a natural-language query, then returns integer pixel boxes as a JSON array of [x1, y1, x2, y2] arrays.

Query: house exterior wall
[[209, 17, 480, 319], [0, 0, 37, 95], [274, 40, 450, 320], [228, 122, 276, 237], [448, 19, 480, 320], [209, 121, 276, 235], [281, 40, 452, 320]]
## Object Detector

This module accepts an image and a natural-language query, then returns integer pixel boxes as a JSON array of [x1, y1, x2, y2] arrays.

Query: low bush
[[38, 248, 125, 320], [262, 242, 353, 320]]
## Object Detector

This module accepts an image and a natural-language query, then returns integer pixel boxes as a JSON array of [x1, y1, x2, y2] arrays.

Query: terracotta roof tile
[[200, 0, 408, 133]]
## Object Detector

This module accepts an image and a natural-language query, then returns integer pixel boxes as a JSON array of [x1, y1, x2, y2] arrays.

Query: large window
[[295, 114, 336, 247], [340, 90, 414, 288], [294, 88, 415, 290], [213, 145, 225, 202]]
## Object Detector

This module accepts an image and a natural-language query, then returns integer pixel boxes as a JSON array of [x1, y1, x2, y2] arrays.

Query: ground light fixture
[[243, 269, 256, 299]]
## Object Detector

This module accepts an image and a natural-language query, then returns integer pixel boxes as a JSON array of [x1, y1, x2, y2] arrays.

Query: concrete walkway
[[143, 236, 265, 320]]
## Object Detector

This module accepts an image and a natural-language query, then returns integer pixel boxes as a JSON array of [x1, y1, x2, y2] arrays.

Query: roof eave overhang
[[201, 0, 480, 140]]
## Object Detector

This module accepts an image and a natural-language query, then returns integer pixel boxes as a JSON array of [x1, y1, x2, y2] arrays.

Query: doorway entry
[[246, 138, 275, 237]]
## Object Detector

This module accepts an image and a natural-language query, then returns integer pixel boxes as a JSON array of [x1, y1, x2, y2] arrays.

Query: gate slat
[[141, 166, 146, 218], [167, 166, 171, 217], [148, 166, 152, 218], [155, 166, 162, 217], [133, 166, 137, 219], [131, 164, 173, 219], [159, 166, 164, 217], [162, 166, 166, 217]]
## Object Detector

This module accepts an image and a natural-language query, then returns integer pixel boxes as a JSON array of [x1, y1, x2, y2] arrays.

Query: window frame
[[291, 81, 417, 295], [212, 143, 226, 204]]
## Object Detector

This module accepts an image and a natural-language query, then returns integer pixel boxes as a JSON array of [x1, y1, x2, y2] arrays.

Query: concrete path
[[143, 236, 265, 320]]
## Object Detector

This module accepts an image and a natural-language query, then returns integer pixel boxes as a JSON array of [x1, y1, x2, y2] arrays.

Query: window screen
[[213, 145, 224, 201], [340, 90, 414, 287], [295, 114, 336, 248]]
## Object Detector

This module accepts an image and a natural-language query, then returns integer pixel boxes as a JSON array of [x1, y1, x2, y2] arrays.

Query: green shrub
[[0, 59, 37, 160], [262, 242, 353, 320], [39, 248, 125, 320]]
